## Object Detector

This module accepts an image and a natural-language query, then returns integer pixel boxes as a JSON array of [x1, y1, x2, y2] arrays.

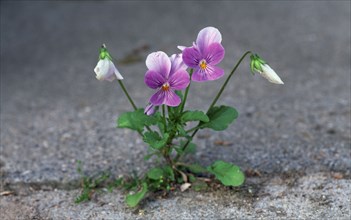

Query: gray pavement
[[1, 1, 350, 219]]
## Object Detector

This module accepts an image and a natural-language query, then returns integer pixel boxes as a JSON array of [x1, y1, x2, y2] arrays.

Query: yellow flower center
[[162, 83, 170, 91], [199, 60, 207, 70]]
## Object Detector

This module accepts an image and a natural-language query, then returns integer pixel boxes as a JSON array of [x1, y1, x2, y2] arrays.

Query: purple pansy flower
[[144, 52, 190, 107], [181, 27, 225, 82]]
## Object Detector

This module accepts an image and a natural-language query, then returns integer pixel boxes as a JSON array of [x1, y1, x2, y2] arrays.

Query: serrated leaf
[[175, 141, 196, 155], [181, 110, 209, 123], [147, 168, 164, 180], [126, 182, 148, 207], [143, 131, 169, 149], [158, 121, 166, 135], [117, 109, 158, 132], [202, 106, 238, 131], [177, 124, 188, 137], [207, 160, 245, 186]]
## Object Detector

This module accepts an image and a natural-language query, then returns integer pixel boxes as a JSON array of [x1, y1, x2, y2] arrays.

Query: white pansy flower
[[94, 58, 123, 81], [94, 44, 123, 82]]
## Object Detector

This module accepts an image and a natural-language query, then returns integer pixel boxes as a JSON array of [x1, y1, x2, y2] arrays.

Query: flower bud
[[94, 44, 124, 82], [144, 103, 158, 116], [250, 54, 284, 85]]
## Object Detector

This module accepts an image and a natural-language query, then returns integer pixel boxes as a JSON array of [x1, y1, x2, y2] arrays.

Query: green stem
[[179, 69, 193, 113], [174, 51, 252, 162], [162, 105, 167, 128], [185, 125, 202, 133], [117, 80, 152, 134], [206, 51, 252, 112], [117, 80, 142, 136], [118, 80, 137, 110]]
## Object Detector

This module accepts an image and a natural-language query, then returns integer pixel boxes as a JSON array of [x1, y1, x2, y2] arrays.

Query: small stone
[[180, 183, 191, 192], [332, 172, 344, 179]]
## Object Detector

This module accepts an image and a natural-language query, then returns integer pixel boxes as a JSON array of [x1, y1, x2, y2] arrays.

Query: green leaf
[[188, 174, 196, 183], [207, 160, 245, 186], [144, 152, 156, 161], [126, 182, 148, 208], [175, 141, 196, 155], [75, 188, 91, 203], [181, 141, 196, 154], [176, 124, 188, 137], [158, 121, 166, 135], [175, 90, 184, 101], [202, 106, 238, 131], [117, 109, 158, 132], [186, 164, 207, 174], [192, 181, 208, 191], [147, 168, 164, 180], [181, 110, 209, 123], [162, 165, 175, 181], [143, 131, 169, 149]]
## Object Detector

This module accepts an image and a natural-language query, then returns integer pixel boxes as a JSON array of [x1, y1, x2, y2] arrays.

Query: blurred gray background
[[1, 1, 350, 219]]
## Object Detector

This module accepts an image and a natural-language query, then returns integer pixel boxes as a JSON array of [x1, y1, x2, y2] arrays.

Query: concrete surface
[[1, 1, 350, 219]]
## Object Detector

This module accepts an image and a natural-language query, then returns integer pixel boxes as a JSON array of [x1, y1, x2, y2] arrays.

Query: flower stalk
[[162, 105, 167, 128], [207, 51, 252, 111], [118, 80, 138, 111], [174, 51, 252, 162], [179, 69, 193, 113]]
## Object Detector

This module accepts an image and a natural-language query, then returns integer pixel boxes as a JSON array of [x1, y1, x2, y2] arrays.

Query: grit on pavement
[[1, 1, 350, 219]]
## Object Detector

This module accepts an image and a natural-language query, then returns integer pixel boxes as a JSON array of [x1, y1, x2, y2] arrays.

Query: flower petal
[[177, 46, 186, 51], [260, 64, 284, 84], [164, 90, 181, 107], [109, 62, 124, 80], [168, 69, 190, 90], [144, 103, 157, 115], [146, 51, 171, 79], [150, 89, 166, 106], [104, 74, 116, 82], [94, 58, 115, 81], [182, 47, 201, 68], [203, 43, 225, 65], [145, 70, 166, 89], [170, 54, 187, 75], [150, 89, 181, 107], [191, 68, 207, 82], [192, 65, 224, 82], [196, 27, 222, 54]]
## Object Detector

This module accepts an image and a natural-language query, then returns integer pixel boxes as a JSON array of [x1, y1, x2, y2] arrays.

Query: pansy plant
[[89, 27, 284, 207]]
